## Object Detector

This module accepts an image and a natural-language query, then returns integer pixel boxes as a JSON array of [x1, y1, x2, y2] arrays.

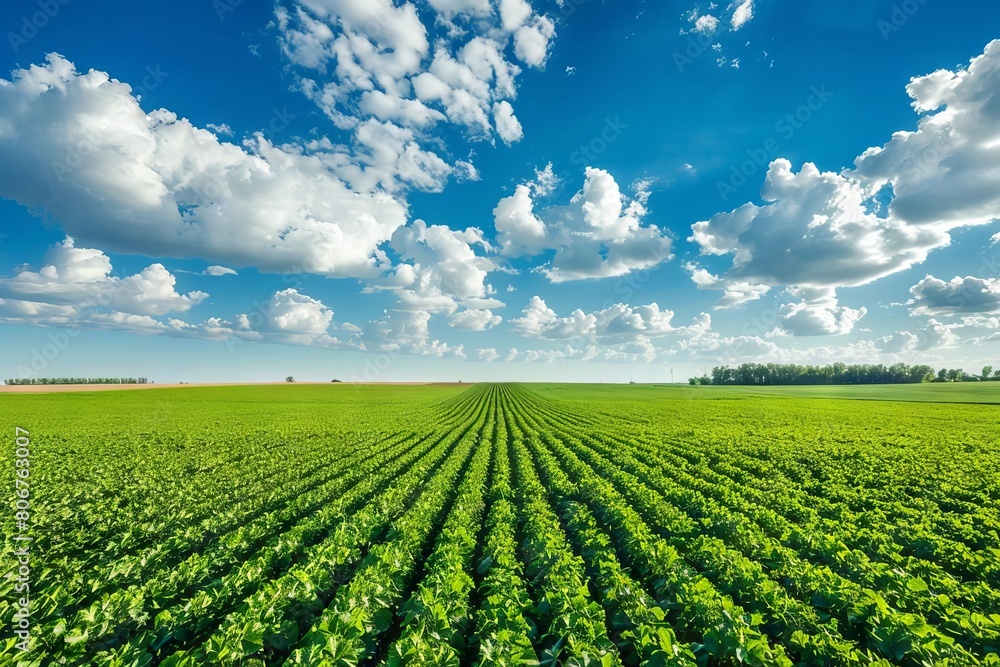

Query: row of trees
[[689, 363, 1000, 386], [4, 378, 150, 386]]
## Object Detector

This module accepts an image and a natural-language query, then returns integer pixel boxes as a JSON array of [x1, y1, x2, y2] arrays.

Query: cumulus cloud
[[374, 220, 497, 312], [278, 0, 554, 150], [248, 288, 334, 335], [493, 100, 523, 145], [319, 118, 454, 193], [511, 296, 596, 339], [450, 308, 502, 330], [775, 302, 867, 337], [0, 238, 207, 317], [683, 2, 753, 42], [690, 41, 1000, 320], [684, 262, 770, 308], [529, 162, 559, 197], [690, 160, 946, 288], [908, 275, 1000, 315], [493, 185, 548, 255], [693, 14, 719, 34], [853, 40, 1000, 231], [494, 168, 674, 282], [510, 296, 710, 343], [765, 287, 867, 337], [730, 0, 754, 30], [875, 319, 958, 352], [361, 309, 465, 357], [513, 15, 556, 67], [0, 55, 406, 278], [499, 0, 533, 31], [453, 159, 481, 182], [476, 347, 499, 362]]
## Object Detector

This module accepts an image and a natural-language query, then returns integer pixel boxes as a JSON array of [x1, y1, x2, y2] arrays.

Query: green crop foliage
[[2, 382, 999, 666]]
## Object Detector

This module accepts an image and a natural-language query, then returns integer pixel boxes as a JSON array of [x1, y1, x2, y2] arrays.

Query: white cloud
[[428, 0, 492, 20], [693, 14, 719, 34], [510, 296, 709, 344], [449, 308, 502, 330], [453, 159, 481, 182], [493, 100, 523, 145], [361, 309, 465, 357], [279, 0, 554, 152], [204, 265, 237, 277], [511, 296, 596, 339], [0, 55, 406, 278], [691, 41, 1000, 306], [316, 119, 454, 193], [277, 1, 429, 90], [775, 302, 867, 337], [0, 238, 207, 317], [594, 303, 679, 341], [499, 0, 532, 31], [684, 262, 770, 308], [378, 220, 497, 312], [494, 185, 548, 256], [249, 288, 334, 335], [495, 168, 674, 282], [513, 16, 556, 67], [730, 0, 754, 30], [358, 90, 447, 129], [853, 40, 1000, 231], [876, 319, 958, 352], [476, 347, 499, 362], [691, 160, 946, 288], [908, 275, 1000, 315], [206, 123, 233, 136], [530, 162, 559, 197]]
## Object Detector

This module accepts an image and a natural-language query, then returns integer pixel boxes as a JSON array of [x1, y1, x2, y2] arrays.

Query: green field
[[2, 383, 999, 666]]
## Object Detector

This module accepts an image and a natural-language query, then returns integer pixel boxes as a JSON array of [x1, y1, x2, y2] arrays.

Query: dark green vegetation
[[688, 363, 1000, 386], [4, 377, 151, 385], [2, 383, 999, 666]]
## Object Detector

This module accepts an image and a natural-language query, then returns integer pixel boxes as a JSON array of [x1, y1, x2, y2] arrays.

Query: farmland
[[2, 383, 999, 666]]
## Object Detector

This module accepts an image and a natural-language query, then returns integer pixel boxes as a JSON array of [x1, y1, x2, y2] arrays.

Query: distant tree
[[696, 363, 957, 386], [946, 368, 963, 382], [331, 379, 342, 383], [286, 376, 295, 383], [983, 366, 994, 381], [937, 368, 948, 382], [994, 369, 1000, 380]]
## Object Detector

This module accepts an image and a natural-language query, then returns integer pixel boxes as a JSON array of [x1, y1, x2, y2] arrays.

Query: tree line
[[5, 378, 150, 385], [689, 363, 999, 386]]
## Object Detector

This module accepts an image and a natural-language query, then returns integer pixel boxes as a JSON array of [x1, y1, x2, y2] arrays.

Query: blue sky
[[1, 0, 999, 382]]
